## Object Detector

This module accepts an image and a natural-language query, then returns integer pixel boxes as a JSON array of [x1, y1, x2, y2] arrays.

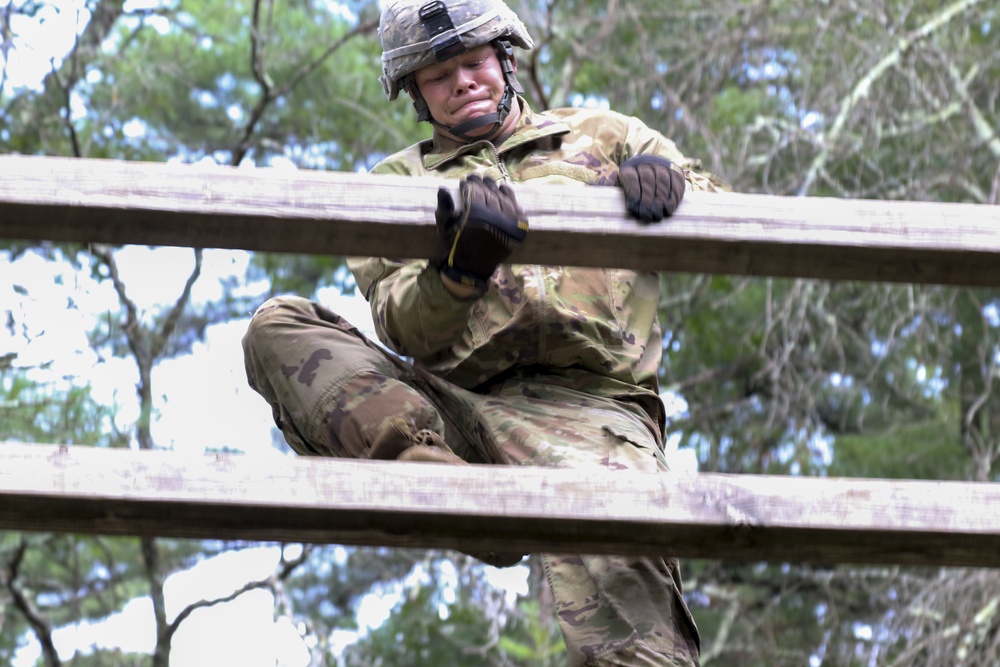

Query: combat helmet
[[379, 0, 534, 140]]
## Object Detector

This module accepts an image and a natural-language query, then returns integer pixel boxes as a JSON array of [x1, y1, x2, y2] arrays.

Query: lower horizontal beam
[[1, 155, 999, 286], [2, 443, 998, 567]]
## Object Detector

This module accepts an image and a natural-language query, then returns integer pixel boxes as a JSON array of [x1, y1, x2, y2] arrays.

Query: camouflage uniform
[[244, 98, 713, 666]]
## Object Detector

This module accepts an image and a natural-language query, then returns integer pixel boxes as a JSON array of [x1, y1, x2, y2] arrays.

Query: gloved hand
[[617, 154, 686, 223], [436, 174, 528, 293]]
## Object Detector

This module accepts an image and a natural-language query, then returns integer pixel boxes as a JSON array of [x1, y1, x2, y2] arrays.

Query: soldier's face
[[413, 44, 518, 140]]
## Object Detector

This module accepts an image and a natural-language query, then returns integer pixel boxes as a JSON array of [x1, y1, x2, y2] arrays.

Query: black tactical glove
[[436, 174, 529, 293], [617, 154, 686, 223]]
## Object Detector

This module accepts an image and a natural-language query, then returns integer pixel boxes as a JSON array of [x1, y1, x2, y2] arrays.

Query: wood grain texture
[[2, 155, 998, 285], [2, 443, 998, 567]]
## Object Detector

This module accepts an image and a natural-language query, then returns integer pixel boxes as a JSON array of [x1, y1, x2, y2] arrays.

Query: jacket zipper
[[490, 140, 545, 362], [487, 141, 510, 183]]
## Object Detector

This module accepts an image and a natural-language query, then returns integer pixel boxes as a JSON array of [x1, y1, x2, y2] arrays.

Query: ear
[[509, 54, 518, 75]]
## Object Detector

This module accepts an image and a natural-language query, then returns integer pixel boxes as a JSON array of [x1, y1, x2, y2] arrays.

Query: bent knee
[[243, 296, 318, 367], [247, 295, 314, 332]]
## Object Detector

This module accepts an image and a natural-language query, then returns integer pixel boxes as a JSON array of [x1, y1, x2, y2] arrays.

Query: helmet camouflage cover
[[379, 0, 534, 101]]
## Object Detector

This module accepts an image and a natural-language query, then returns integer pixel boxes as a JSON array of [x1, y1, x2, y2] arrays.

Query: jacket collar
[[421, 97, 570, 171]]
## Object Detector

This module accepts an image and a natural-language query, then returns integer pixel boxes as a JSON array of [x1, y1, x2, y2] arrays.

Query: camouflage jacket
[[349, 99, 716, 431]]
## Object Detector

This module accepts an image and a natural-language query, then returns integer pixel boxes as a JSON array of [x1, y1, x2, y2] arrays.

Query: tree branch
[[47, 60, 82, 158], [165, 544, 311, 640], [991, 159, 1000, 207], [234, 8, 379, 166], [944, 61, 1000, 163], [797, 0, 986, 196], [90, 244, 144, 366], [3, 539, 62, 667], [149, 248, 203, 360]]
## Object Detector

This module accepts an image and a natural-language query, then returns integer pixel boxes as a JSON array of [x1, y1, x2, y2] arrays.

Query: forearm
[[352, 257, 477, 358]]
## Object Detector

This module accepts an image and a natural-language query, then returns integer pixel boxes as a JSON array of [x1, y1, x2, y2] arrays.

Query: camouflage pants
[[242, 295, 700, 667]]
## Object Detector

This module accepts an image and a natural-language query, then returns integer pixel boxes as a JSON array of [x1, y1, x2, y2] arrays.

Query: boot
[[368, 416, 467, 465], [368, 416, 524, 568]]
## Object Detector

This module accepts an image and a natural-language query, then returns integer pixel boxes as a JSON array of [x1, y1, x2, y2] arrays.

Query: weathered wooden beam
[[2, 443, 998, 567], [1, 155, 998, 286]]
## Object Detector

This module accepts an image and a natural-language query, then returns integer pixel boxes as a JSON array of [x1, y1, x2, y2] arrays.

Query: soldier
[[244, 0, 723, 664]]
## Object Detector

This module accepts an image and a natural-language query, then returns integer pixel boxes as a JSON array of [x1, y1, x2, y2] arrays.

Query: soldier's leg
[[465, 376, 700, 667], [241, 295, 482, 462], [542, 553, 699, 667]]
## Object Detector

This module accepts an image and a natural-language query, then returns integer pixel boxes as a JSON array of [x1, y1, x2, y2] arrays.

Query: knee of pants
[[242, 295, 369, 374], [243, 296, 307, 388], [245, 295, 317, 340]]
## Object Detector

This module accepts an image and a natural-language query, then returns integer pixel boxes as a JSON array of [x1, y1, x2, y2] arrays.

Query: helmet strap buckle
[[419, 1, 467, 63]]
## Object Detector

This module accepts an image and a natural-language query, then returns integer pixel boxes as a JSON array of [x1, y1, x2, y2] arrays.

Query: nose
[[454, 66, 477, 92]]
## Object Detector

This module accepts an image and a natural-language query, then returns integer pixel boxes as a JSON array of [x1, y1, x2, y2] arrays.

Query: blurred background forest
[[2, 0, 999, 665]]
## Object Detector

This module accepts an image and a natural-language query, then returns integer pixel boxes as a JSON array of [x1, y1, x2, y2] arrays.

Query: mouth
[[452, 98, 493, 115]]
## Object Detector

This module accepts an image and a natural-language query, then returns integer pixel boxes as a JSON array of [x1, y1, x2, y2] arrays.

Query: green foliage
[[56, 648, 150, 667], [7, 534, 148, 624], [247, 253, 353, 301], [829, 411, 969, 480], [0, 372, 118, 446], [709, 86, 781, 137], [497, 599, 567, 666], [343, 581, 493, 667], [60, 0, 418, 168], [284, 546, 424, 637], [340, 556, 559, 667], [0, 532, 146, 665]]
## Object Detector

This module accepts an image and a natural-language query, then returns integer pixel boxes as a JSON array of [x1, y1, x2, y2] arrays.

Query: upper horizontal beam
[[2, 443, 999, 568], [1, 155, 998, 286]]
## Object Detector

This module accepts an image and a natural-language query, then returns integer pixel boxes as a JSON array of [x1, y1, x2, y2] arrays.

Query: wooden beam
[[1, 155, 999, 286], [2, 443, 999, 568]]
